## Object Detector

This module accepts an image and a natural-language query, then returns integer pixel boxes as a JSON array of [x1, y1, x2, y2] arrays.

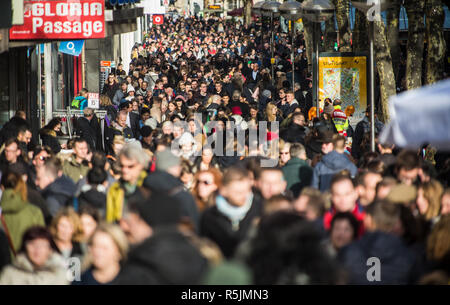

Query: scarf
[[216, 193, 254, 231]]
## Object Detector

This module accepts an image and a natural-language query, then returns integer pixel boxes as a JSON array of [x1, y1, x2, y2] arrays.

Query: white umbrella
[[380, 79, 450, 150]]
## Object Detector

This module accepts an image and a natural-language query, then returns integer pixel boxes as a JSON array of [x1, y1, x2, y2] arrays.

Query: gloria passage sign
[[10, 0, 105, 40]]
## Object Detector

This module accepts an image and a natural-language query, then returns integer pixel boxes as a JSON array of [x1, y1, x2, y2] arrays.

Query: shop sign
[[10, 0, 105, 40]]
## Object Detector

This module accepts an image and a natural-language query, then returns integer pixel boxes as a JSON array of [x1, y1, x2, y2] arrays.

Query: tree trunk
[[374, 21, 396, 123], [386, 0, 401, 84], [425, 0, 446, 84], [352, 9, 368, 53], [405, 0, 426, 90], [334, 0, 352, 52], [244, 0, 252, 26], [323, 15, 336, 52], [302, 18, 314, 73]]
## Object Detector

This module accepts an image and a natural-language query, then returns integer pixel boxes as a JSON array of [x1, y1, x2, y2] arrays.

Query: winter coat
[[39, 128, 61, 154], [76, 185, 107, 218], [75, 117, 98, 152], [62, 157, 90, 184], [0, 253, 69, 285], [102, 82, 120, 101], [0, 189, 45, 256], [41, 176, 76, 217], [352, 116, 385, 160], [113, 228, 208, 285], [112, 89, 125, 106], [282, 158, 313, 198], [312, 151, 358, 192], [200, 193, 263, 258], [338, 231, 417, 285], [106, 171, 147, 223], [144, 171, 199, 232], [280, 124, 307, 145]]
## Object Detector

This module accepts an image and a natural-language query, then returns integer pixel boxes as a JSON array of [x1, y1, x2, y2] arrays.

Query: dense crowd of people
[[0, 16, 449, 285]]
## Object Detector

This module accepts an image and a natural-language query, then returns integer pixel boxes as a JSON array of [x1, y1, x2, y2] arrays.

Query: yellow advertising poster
[[318, 55, 367, 123]]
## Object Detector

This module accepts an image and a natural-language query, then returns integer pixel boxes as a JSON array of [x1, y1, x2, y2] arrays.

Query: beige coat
[[0, 253, 69, 285]]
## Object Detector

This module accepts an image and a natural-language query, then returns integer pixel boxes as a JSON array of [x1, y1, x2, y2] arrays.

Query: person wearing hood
[[338, 200, 418, 284], [0, 171, 45, 259], [0, 226, 68, 285], [143, 148, 200, 233], [125, 85, 136, 102], [200, 166, 263, 259], [312, 132, 357, 192], [36, 157, 76, 217], [113, 190, 207, 285]]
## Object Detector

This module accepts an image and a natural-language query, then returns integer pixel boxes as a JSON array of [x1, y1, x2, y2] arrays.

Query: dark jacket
[[76, 117, 98, 151], [282, 158, 313, 198], [312, 151, 358, 192], [101, 82, 120, 102], [27, 187, 52, 226], [129, 112, 141, 140], [77, 186, 107, 218], [0, 229, 11, 272], [200, 194, 263, 258], [113, 228, 208, 285], [144, 171, 200, 233], [352, 116, 385, 160], [40, 176, 76, 217], [39, 129, 61, 154], [105, 123, 133, 155], [0, 117, 29, 147], [280, 124, 307, 145], [338, 231, 417, 285]]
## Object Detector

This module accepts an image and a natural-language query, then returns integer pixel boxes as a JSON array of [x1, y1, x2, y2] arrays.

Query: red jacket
[[323, 202, 366, 237]]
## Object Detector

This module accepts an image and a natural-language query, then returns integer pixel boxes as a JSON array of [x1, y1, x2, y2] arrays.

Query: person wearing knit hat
[[231, 106, 243, 116], [144, 117, 158, 130]]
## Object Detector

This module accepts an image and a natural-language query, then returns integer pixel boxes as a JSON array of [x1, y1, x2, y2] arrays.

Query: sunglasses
[[198, 180, 214, 186]]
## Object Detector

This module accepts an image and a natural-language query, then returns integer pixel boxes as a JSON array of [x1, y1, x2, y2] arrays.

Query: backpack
[[71, 96, 87, 109]]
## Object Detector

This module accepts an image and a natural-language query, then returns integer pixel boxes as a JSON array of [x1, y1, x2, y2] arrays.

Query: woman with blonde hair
[[74, 223, 128, 285], [278, 140, 291, 167], [50, 207, 85, 260], [265, 103, 282, 122], [100, 94, 117, 126], [416, 180, 444, 222]]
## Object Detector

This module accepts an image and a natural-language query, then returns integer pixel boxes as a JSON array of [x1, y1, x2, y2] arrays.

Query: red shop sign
[[10, 0, 105, 40], [153, 15, 164, 25]]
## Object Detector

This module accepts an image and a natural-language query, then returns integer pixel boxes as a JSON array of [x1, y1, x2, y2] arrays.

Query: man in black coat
[[143, 149, 200, 232], [76, 108, 101, 151], [280, 112, 308, 145], [119, 101, 141, 140], [200, 166, 263, 259]]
